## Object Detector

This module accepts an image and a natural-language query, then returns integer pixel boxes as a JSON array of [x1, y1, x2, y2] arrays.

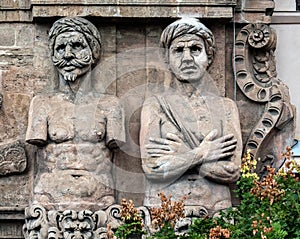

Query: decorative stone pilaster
[[234, 23, 295, 177]]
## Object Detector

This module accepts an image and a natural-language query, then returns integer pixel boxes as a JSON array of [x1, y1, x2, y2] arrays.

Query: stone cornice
[[0, 0, 275, 23]]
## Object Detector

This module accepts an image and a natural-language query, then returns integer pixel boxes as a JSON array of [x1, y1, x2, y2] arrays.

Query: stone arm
[[140, 97, 240, 183], [140, 98, 188, 182], [101, 96, 126, 150], [25, 95, 48, 146], [198, 98, 242, 184]]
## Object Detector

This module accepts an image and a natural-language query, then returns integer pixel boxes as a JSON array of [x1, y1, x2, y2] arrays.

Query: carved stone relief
[[140, 18, 243, 216], [0, 140, 26, 175], [234, 23, 295, 177], [0, 92, 30, 176], [22, 204, 214, 238], [23, 17, 125, 237], [0, 2, 295, 237], [23, 204, 151, 239]]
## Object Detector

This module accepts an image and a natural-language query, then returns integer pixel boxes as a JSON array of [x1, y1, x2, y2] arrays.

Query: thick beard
[[63, 72, 77, 82]]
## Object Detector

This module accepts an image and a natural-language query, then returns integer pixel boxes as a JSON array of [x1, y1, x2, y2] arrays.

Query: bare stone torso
[[26, 92, 124, 210]]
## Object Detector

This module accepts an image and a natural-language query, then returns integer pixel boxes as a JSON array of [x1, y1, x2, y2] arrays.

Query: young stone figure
[[25, 17, 125, 210], [140, 18, 242, 215]]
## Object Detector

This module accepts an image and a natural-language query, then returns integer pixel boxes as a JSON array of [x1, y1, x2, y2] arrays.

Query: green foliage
[[114, 221, 145, 239], [113, 149, 300, 238], [148, 222, 178, 239], [187, 217, 216, 239], [185, 148, 300, 239]]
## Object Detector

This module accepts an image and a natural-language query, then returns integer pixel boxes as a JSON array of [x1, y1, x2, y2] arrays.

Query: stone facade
[[0, 0, 295, 238]]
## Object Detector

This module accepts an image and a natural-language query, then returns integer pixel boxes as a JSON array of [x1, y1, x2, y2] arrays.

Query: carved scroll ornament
[[234, 23, 294, 176], [22, 204, 151, 239]]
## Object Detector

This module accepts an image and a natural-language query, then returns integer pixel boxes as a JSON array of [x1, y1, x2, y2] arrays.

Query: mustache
[[52, 55, 92, 68]]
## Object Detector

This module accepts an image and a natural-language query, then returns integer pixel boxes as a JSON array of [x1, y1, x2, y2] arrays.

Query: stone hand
[[195, 129, 237, 164], [199, 161, 240, 183], [146, 133, 190, 158], [144, 133, 193, 179], [196, 129, 240, 183]]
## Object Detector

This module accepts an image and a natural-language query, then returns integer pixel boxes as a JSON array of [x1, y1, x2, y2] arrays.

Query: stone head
[[49, 17, 102, 82], [160, 18, 215, 82]]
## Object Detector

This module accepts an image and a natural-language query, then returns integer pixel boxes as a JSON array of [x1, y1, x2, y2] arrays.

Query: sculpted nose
[[64, 44, 74, 60], [182, 49, 193, 62]]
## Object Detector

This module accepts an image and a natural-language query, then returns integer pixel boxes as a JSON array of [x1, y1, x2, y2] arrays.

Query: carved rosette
[[234, 23, 294, 176], [0, 140, 27, 176]]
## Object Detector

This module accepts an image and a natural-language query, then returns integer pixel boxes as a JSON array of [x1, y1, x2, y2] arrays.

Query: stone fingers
[[147, 149, 174, 155], [221, 144, 236, 153], [166, 133, 182, 142], [221, 139, 237, 149], [149, 137, 170, 145], [218, 134, 234, 143], [146, 144, 171, 151], [219, 151, 235, 159]]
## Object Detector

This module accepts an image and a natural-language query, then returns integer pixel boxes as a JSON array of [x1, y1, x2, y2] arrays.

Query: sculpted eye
[[56, 44, 65, 53], [190, 45, 202, 53], [174, 47, 184, 53], [72, 42, 84, 50]]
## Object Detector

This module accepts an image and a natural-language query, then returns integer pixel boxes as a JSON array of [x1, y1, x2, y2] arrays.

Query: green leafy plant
[[187, 147, 300, 239], [187, 216, 229, 239]]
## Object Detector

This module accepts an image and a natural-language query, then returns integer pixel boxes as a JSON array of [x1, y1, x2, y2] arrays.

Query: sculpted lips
[[181, 65, 197, 73], [63, 65, 76, 71]]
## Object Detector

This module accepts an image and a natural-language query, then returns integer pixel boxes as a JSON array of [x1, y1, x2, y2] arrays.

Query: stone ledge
[[31, 0, 236, 5], [0, 207, 25, 220], [32, 5, 234, 18], [272, 11, 300, 24], [0, 10, 32, 23], [0, 0, 31, 10]]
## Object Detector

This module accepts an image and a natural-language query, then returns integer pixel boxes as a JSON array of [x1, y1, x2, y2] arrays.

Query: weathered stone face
[[52, 31, 93, 82], [168, 35, 208, 83]]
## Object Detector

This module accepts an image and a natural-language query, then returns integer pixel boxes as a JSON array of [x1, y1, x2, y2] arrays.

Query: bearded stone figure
[[23, 17, 125, 238], [140, 18, 242, 216]]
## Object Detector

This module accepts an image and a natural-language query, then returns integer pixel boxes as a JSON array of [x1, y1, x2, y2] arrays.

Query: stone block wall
[[1, 0, 293, 237]]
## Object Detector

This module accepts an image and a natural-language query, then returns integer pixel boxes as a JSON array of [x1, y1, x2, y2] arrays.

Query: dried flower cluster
[[209, 225, 230, 239], [250, 166, 285, 205], [120, 198, 143, 225], [251, 213, 273, 239], [150, 192, 186, 229], [278, 146, 300, 175], [240, 149, 259, 180]]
